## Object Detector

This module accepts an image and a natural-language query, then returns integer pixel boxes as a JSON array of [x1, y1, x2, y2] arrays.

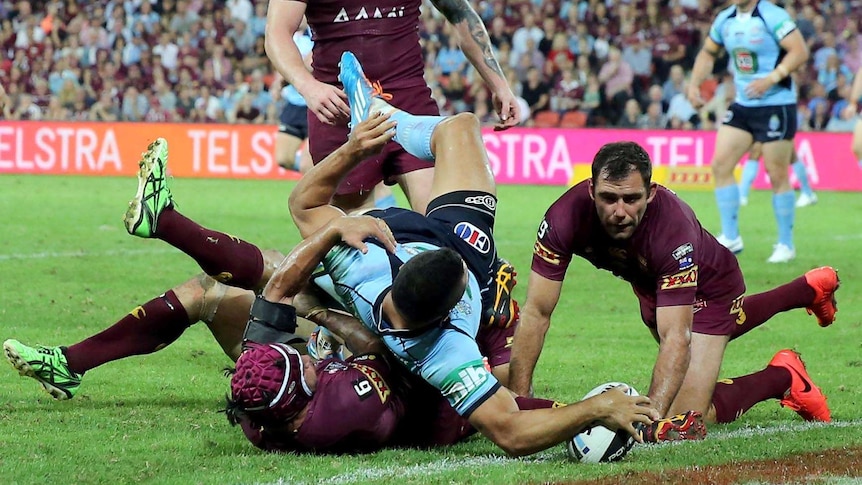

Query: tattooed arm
[[431, 0, 520, 130]]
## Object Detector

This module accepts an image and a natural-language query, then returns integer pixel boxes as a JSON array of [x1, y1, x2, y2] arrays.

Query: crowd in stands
[[1, 0, 860, 132]]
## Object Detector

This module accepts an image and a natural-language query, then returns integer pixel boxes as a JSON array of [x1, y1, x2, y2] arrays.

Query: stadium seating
[[559, 111, 588, 129], [532, 111, 560, 128]]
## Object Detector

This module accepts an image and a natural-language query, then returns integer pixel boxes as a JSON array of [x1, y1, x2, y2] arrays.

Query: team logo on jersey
[[671, 243, 693, 261], [723, 109, 734, 124], [333, 5, 406, 23], [464, 195, 496, 210], [454, 222, 491, 254], [533, 241, 561, 265], [732, 48, 758, 74], [660, 265, 698, 290], [767, 114, 782, 138]]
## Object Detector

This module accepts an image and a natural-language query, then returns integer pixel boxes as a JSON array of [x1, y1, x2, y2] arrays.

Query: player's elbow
[[485, 424, 534, 457]]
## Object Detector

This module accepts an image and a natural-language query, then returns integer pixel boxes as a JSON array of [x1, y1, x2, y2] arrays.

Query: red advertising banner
[[2, 122, 860, 191]]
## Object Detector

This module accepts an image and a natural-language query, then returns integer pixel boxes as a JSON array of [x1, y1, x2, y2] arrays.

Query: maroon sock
[[515, 396, 564, 410], [155, 207, 264, 290], [711, 366, 791, 423], [64, 290, 191, 374], [731, 276, 815, 340]]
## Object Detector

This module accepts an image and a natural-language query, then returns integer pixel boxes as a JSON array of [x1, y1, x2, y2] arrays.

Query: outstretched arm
[[288, 113, 396, 238], [431, 0, 519, 130]]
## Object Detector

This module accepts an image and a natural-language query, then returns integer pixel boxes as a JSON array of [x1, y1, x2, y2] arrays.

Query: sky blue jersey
[[314, 241, 499, 417], [709, 0, 798, 107]]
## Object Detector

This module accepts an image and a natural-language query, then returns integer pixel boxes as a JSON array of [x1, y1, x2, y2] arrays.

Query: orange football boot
[[768, 349, 831, 422], [804, 266, 839, 327]]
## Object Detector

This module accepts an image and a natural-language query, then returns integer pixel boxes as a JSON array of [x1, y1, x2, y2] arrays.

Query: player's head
[[391, 248, 468, 329], [225, 343, 317, 427], [589, 141, 657, 241]]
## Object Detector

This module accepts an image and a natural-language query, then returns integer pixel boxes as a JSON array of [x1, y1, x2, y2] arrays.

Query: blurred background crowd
[[1, 0, 861, 131]]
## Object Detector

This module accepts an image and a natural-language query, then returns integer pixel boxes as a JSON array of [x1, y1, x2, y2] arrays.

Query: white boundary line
[[0, 248, 176, 261], [257, 420, 862, 485]]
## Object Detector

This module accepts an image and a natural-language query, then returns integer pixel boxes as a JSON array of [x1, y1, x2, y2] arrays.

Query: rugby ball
[[566, 382, 639, 463]]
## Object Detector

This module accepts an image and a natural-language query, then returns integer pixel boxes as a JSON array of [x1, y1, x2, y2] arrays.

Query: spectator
[[537, 16, 557, 58], [205, 44, 233, 84], [581, 73, 602, 117], [597, 46, 634, 123], [10, 94, 42, 120], [617, 98, 642, 128], [521, 66, 551, 116], [441, 70, 470, 113], [639, 101, 668, 129], [511, 12, 543, 59], [666, 81, 698, 129], [813, 31, 838, 72], [121, 85, 149, 121], [488, 17, 511, 49], [662, 64, 686, 106], [652, 20, 686, 83], [89, 90, 120, 122], [152, 32, 180, 71], [621, 33, 653, 96], [436, 35, 468, 77], [226, 19, 255, 54], [227, 0, 253, 24], [818, 54, 853, 93], [568, 22, 594, 57], [843, 35, 862, 74], [550, 67, 583, 113]]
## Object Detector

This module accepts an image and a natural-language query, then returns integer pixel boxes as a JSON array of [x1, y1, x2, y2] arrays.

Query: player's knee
[[443, 112, 481, 135]]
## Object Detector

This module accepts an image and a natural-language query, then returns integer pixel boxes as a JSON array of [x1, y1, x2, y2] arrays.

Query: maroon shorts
[[307, 85, 438, 196], [638, 293, 746, 336], [477, 318, 517, 368]]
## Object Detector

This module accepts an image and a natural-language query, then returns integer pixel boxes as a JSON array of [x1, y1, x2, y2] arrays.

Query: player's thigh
[[713, 125, 753, 183], [428, 113, 496, 203], [748, 141, 762, 160], [667, 332, 730, 417], [760, 139, 794, 191], [394, 167, 434, 214], [852, 119, 862, 158]]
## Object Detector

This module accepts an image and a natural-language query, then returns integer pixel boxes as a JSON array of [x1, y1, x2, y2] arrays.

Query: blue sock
[[792, 160, 813, 196], [739, 159, 759, 200], [374, 194, 397, 209], [715, 185, 740, 239], [382, 104, 445, 161], [291, 149, 302, 172], [772, 191, 795, 248]]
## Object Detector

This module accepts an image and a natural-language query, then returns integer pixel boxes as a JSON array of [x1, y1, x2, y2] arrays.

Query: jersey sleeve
[[384, 325, 500, 417], [708, 11, 727, 46], [765, 4, 797, 42], [531, 203, 576, 282]]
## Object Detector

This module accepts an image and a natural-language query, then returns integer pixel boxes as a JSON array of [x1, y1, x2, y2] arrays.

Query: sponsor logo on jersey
[[671, 242, 694, 260], [333, 5, 406, 23], [441, 361, 489, 409], [454, 222, 491, 254], [129, 305, 147, 319], [692, 298, 707, 314], [732, 48, 758, 74], [464, 195, 496, 210], [678, 256, 694, 270], [533, 241, 561, 265], [660, 265, 698, 290]]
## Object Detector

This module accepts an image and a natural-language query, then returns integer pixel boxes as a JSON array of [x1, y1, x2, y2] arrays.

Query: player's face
[[301, 354, 318, 391], [733, 0, 757, 11], [590, 171, 657, 240]]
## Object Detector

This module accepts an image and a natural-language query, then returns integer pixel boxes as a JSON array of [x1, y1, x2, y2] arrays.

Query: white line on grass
[[258, 420, 862, 485], [0, 248, 176, 261]]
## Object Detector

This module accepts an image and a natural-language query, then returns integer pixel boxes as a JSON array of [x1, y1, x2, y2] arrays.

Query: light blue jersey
[[709, 1, 798, 107], [314, 242, 499, 417], [281, 28, 313, 107]]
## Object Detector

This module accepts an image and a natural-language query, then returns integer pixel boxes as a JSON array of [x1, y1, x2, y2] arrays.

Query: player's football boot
[[766, 243, 796, 264], [795, 192, 818, 208], [3, 339, 81, 400], [306, 326, 344, 361], [338, 51, 392, 131], [739, 195, 749, 207], [716, 234, 743, 254], [804, 266, 839, 327], [768, 349, 831, 422], [640, 410, 707, 443], [124, 138, 173, 238], [483, 258, 519, 328]]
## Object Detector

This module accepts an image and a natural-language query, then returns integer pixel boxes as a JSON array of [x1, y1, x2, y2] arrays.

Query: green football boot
[[3, 339, 81, 400], [124, 138, 173, 238]]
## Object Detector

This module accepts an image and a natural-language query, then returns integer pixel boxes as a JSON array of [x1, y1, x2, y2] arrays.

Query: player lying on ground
[[508, 140, 838, 428], [247, 52, 712, 456], [2, 139, 585, 454]]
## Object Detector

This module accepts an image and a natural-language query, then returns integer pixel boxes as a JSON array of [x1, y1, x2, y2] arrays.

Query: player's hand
[[687, 84, 704, 109], [345, 111, 396, 162], [588, 386, 659, 444], [745, 77, 774, 99], [332, 214, 397, 254], [303, 80, 350, 125], [492, 88, 520, 131], [842, 102, 858, 119]]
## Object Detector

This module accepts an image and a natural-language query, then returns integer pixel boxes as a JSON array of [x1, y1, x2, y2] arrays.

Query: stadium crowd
[[0, 0, 860, 130]]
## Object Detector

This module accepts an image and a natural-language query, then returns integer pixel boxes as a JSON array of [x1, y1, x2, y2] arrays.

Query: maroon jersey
[[239, 353, 406, 453], [532, 181, 744, 311], [300, 0, 426, 90]]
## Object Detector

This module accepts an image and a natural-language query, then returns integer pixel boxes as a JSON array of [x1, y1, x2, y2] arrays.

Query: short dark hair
[[591, 141, 652, 189], [391, 248, 466, 327]]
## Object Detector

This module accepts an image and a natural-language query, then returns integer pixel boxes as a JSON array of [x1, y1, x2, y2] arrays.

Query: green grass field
[[0, 174, 860, 484]]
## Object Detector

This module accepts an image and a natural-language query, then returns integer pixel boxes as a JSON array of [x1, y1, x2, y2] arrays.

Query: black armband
[[242, 296, 305, 348]]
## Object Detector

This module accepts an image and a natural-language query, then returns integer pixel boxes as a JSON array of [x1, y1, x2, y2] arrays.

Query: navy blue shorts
[[723, 103, 797, 142], [279, 103, 308, 139]]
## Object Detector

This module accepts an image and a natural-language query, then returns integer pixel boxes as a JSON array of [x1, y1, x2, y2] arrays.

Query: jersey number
[[353, 379, 373, 398]]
